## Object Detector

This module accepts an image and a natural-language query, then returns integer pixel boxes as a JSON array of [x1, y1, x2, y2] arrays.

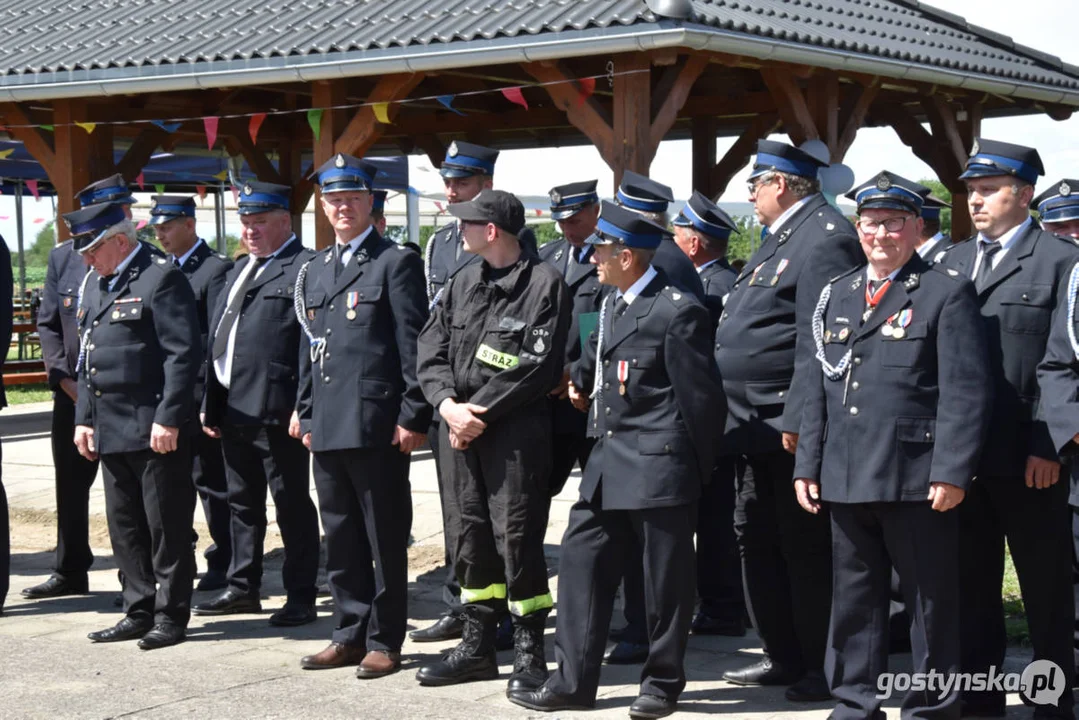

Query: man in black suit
[[24, 233, 99, 599], [292, 155, 431, 678], [670, 191, 746, 638], [538, 181, 602, 498], [917, 195, 952, 263], [0, 235, 11, 613], [194, 182, 320, 629], [509, 202, 724, 719], [415, 190, 570, 693], [715, 140, 863, 702], [150, 195, 233, 592], [68, 202, 201, 649], [940, 139, 1077, 718], [795, 171, 993, 719]]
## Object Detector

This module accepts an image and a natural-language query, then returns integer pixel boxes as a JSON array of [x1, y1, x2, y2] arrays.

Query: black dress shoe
[[785, 672, 831, 702], [629, 694, 677, 719], [410, 614, 464, 642], [88, 616, 153, 643], [507, 684, 593, 712], [22, 575, 89, 599], [192, 589, 262, 616], [269, 603, 316, 627], [722, 657, 800, 686], [604, 641, 649, 665], [691, 612, 746, 637], [137, 623, 186, 650], [195, 570, 228, 593]]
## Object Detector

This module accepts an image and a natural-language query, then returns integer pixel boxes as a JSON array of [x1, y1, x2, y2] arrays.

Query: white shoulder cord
[[73, 269, 94, 375], [1066, 262, 1079, 359], [293, 259, 327, 366], [812, 282, 852, 381], [589, 293, 611, 421]]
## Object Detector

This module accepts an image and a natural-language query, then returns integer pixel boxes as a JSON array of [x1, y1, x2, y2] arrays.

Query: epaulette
[[930, 263, 965, 282], [814, 209, 850, 235], [829, 265, 863, 285]]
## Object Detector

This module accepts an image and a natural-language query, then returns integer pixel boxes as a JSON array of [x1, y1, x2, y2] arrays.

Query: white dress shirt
[[971, 217, 1032, 278], [618, 265, 658, 306]]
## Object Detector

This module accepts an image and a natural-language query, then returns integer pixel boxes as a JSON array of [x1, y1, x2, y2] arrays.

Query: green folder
[[579, 311, 599, 348]]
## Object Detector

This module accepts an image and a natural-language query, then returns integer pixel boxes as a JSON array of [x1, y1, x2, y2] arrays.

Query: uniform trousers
[[733, 449, 832, 675], [1073, 505, 1079, 677], [221, 423, 318, 604], [313, 446, 411, 651], [50, 393, 99, 580], [428, 415, 462, 614], [695, 456, 746, 621], [547, 491, 697, 703], [0, 440, 8, 610], [828, 502, 960, 720], [959, 475, 1074, 716], [101, 442, 195, 627], [440, 407, 551, 611], [192, 431, 231, 573]]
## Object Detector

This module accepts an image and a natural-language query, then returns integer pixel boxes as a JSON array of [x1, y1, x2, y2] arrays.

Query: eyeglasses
[[856, 216, 910, 234], [747, 174, 776, 195]]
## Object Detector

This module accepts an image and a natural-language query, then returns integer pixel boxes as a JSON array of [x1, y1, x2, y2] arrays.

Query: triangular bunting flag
[[135, 219, 148, 230], [213, 169, 229, 181], [0, 149, 13, 160], [26, 179, 39, 199], [249, 113, 266, 144], [501, 87, 529, 110], [40, 125, 54, 132], [75, 122, 96, 134], [151, 120, 182, 133], [436, 95, 466, 116], [577, 77, 596, 105], [196, 185, 207, 203], [32, 217, 44, 223], [434, 201, 444, 212], [154, 184, 166, 194], [203, 117, 219, 150], [372, 103, 391, 124], [136, 172, 145, 190], [307, 109, 323, 141], [230, 186, 239, 204]]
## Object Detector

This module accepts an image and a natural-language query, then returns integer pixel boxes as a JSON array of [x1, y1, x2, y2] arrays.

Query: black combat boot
[[415, 603, 499, 686], [506, 610, 549, 696]]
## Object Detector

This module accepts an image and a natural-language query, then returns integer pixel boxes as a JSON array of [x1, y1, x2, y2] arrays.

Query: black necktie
[[99, 275, 114, 293], [212, 257, 267, 360], [613, 296, 628, 318], [974, 241, 1002, 292], [174, 258, 183, 269]]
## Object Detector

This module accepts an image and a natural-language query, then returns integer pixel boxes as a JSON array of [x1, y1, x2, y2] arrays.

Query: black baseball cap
[[448, 189, 525, 235]]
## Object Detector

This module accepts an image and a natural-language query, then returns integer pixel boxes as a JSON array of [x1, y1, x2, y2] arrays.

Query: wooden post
[[951, 103, 983, 240], [612, 53, 652, 190], [53, 99, 95, 241], [691, 117, 717, 198], [311, 80, 345, 250]]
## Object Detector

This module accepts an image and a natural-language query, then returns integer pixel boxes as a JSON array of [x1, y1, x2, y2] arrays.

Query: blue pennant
[[436, 95, 466, 117], [151, 120, 182, 133]]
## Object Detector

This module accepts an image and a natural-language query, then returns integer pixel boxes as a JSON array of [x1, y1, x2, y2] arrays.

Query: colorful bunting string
[[75, 121, 96, 134], [501, 87, 529, 110], [136, 172, 145, 190], [577, 77, 596, 105], [0, 149, 12, 160], [249, 113, 266, 144], [154, 184, 166, 194], [152, 120, 182, 133], [307, 109, 323, 141], [372, 103, 391, 124], [26, 179, 39, 200], [203, 117, 219, 150], [135, 219, 148, 230], [436, 95, 466, 116]]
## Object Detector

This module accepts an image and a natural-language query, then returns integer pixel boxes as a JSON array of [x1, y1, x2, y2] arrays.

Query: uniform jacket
[[417, 254, 571, 426], [653, 237, 705, 302], [176, 239, 232, 404], [1036, 261, 1079, 505], [715, 194, 863, 454], [940, 223, 1079, 476], [920, 233, 952, 263], [0, 238, 10, 408], [424, 221, 538, 303], [571, 270, 726, 510], [699, 258, 738, 326], [38, 240, 89, 390], [295, 230, 432, 452], [203, 237, 314, 428], [794, 256, 993, 503], [74, 245, 201, 454]]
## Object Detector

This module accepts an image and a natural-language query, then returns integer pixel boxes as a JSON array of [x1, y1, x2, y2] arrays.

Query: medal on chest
[[617, 360, 629, 396], [345, 291, 359, 320], [771, 258, 789, 286], [882, 308, 912, 339]]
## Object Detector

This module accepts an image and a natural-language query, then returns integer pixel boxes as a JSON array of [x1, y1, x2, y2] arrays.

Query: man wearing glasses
[[794, 171, 992, 718], [940, 139, 1077, 718], [714, 140, 863, 702]]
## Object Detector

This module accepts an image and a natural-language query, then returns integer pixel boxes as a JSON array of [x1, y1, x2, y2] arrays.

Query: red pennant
[[248, 113, 266, 144], [196, 185, 207, 203], [32, 217, 44, 223], [577, 77, 596, 105], [230, 186, 239, 204], [135, 219, 148, 230], [501, 86, 529, 110], [535, 209, 543, 216], [203, 116, 219, 150], [434, 201, 444, 212], [26, 179, 39, 200], [136, 172, 145, 190]]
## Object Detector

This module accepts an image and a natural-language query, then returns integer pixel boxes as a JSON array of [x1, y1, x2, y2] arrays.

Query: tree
[[726, 215, 764, 262], [24, 221, 55, 267]]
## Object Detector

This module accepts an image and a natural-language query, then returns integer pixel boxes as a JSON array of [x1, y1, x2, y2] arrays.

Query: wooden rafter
[[710, 113, 781, 200], [835, 79, 880, 160], [649, 55, 709, 151], [522, 61, 614, 161], [116, 126, 170, 181], [224, 129, 284, 185], [761, 68, 819, 145], [0, 102, 55, 172]]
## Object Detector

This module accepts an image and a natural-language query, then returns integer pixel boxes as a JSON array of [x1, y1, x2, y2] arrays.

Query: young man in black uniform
[[940, 139, 1077, 718], [917, 196, 952, 262], [794, 171, 993, 719], [195, 182, 320, 629], [293, 154, 430, 678], [670, 191, 746, 638], [68, 202, 202, 649], [416, 189, 571, 694], [509, 202, 724, 719], [151, 195, 234, 592]]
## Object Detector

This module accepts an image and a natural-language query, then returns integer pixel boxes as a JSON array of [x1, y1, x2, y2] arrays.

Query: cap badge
[[334, 153, 346, 169], [1061, 182, 1072, 197], [876, 175, 891, 191], [550, 190, 561, 204], [971, 139, 980, 157], [243, 183, 253, 196], [448, 141, 459, 158]]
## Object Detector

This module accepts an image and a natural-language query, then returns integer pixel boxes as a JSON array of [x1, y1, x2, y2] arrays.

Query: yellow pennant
[[75, 122, 96, 134], [213, 169, 229, 181], [0, 149, 13, 159], [372, 103, 391, 124]]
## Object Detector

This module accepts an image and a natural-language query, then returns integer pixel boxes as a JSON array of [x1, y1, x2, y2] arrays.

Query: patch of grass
[[1003, 544, 1030, 647], [6, 383, 52, 404]]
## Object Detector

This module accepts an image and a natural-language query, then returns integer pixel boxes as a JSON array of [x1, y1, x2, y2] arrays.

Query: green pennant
[[307, 109, 323, 141], [155, 184, 166, 194], [41, 125, 54, 132]]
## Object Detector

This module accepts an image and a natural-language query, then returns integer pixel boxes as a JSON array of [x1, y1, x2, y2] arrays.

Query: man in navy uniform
[[940, 138, 1077, 718], [68, 202, 201, 649], [150, 195, 233, 592], [194, 182, 321, 629], [670, 191, 746, 637], [509, 202, 724, 719], [414, 141, 536, 644], [715, 139, 863, 701], [0, 236, 11, 613], [794, 171, 993, 719], [415, 190, 570, 693], [917, 195, 952, 262], [539, 180, 602, 498], [293, 155, 431, 678], [24, 221, 100, 599], [77, 174, 166, 258], [1035, 180, 1079, 240]]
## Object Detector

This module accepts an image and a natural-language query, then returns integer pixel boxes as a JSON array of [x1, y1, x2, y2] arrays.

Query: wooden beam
[[691, 117, 718, 199], [522, 61, 614, 162], [310, 80, 346, 251], [333, 72, 425, 156], [760, 68, 819, 145], [710, 114, 781, 200], [115, 126, 169, 182], [224, 130, 284, 185], [53, 99, 95, 241], [808, 74, 840, 155], [0, 103, 55, 173], [649, 55, 709, 151], [612, 53, 653, 188], [883, 103, 960, 183], [834, 79, 880, 160], [920, 96, 967, 172]]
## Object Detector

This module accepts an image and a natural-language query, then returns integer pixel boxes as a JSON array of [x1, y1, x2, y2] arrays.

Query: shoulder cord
[[811, 282, 852, 381], [73, 269, 94, 375], [1067, 262, 1079, 359], [424, 226, 438, 302], [293, 259, 327, 367], [589, 293, 610, 421]]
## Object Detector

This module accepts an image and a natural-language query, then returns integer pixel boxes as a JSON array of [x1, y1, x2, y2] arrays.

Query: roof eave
[[0, 22, 1074, 108]]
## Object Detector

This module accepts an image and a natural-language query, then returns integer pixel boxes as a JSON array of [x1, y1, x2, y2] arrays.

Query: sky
[[0, 0, 1076, 250]]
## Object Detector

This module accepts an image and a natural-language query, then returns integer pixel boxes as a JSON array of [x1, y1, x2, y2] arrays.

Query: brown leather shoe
[[355, 649, 402, 679], [300, 642, 366, 670]]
